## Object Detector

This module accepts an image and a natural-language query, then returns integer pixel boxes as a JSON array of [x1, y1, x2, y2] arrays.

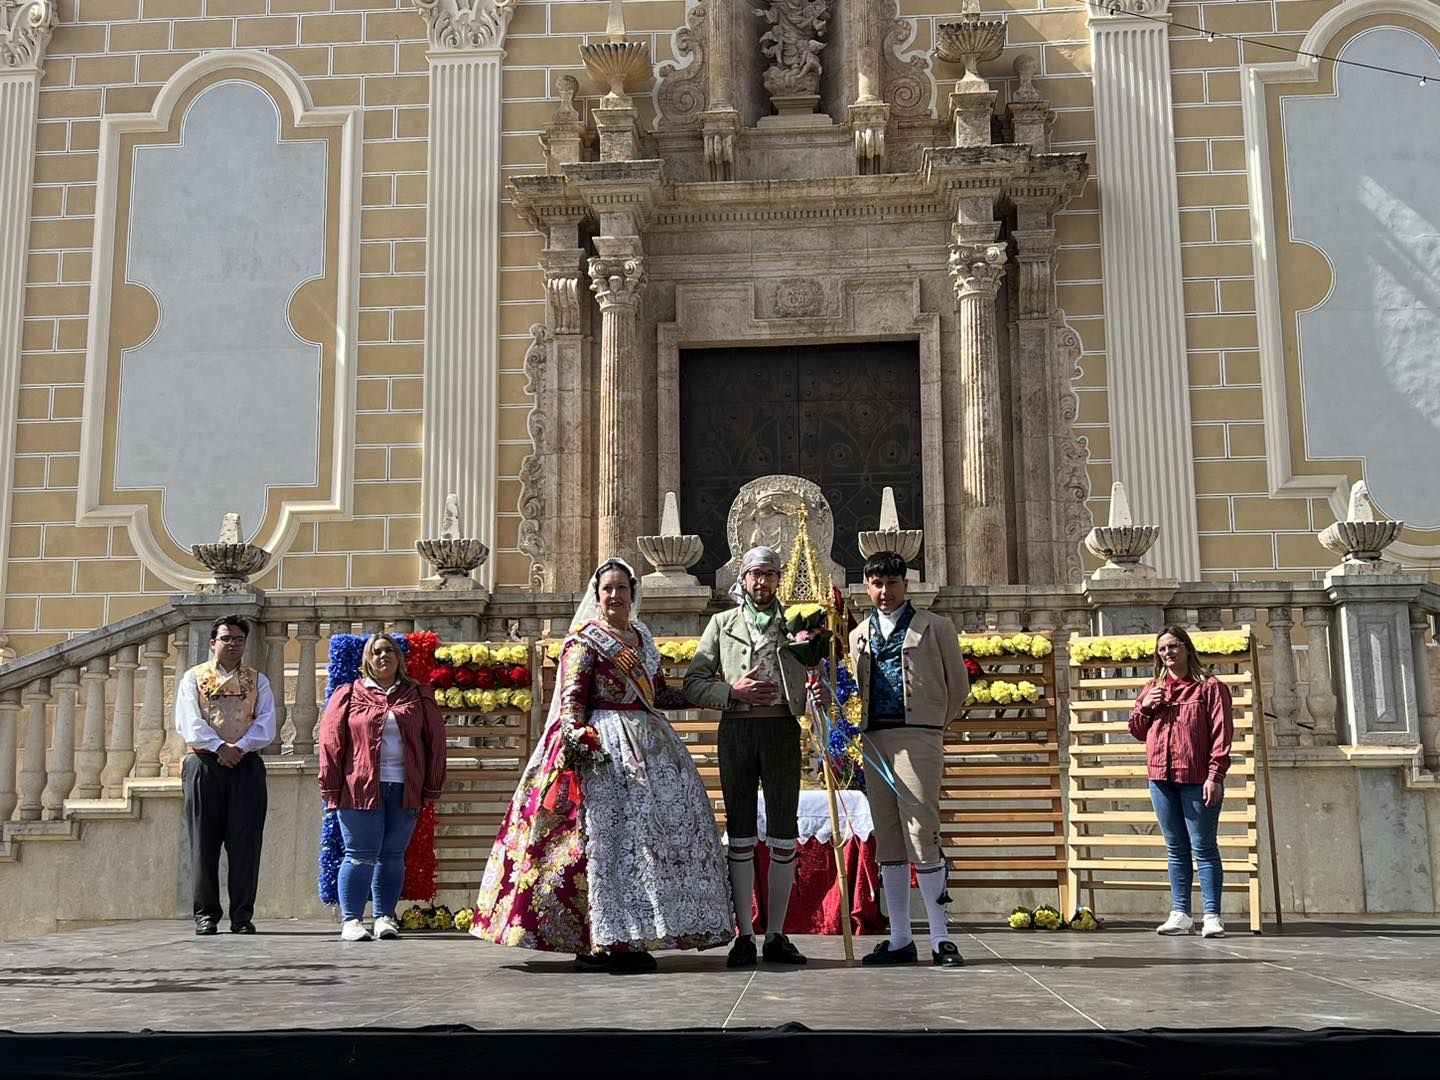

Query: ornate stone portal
[[512, 0, 1092, 592]]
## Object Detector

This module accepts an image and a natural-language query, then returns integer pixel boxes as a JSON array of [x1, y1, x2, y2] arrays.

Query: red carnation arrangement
[[474, 667, 496, 690], [429, 667, 455, 690], [509, 665, 532, 688], [493, 666, 513, 688], [964, 657, 983, 682], [454, 666, 476, 689]]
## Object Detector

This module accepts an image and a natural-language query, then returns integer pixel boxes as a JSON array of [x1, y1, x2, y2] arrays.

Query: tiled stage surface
[[3, 918, 1439, 1034]]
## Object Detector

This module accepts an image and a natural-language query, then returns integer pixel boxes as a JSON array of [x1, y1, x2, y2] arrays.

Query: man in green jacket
[[685, 546, 809, 968]]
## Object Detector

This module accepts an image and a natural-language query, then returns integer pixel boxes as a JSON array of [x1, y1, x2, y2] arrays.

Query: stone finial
[[934, 2, 1007, 91], [1319, 480, 1405, 575], [580, 0, 651, 105], [191, 513, 270, 594], [604, 0, 626, 42], [636, 491, 705, 588], [416, 493, 490, 590], [857, 486, 923, 565], [1083, 480, 1160, 579], [1, 0, 56, 73]]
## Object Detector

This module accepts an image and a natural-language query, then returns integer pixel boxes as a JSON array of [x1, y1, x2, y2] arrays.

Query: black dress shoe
[[610, 951, 657, 974], [573, 951, 611, 972], [932, 941, 965, 968], [761, 933, 807, 965], [195, 918, 218, 936], [229, 922, 256, 935], [861, 940, 918, 966], [726, 935, 757, 969]]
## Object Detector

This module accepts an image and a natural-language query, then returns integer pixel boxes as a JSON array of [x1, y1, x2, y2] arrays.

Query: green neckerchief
[[743, 595, 782, 635]]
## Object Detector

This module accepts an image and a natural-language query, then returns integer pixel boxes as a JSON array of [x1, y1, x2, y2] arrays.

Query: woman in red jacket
[[318, 633, 447, 942], [1129, 625, 1234, 939]]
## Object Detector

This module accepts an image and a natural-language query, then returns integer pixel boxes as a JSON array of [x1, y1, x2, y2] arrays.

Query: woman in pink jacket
[[318, 633, 447, 942], [1128, 625, 1234, 939]]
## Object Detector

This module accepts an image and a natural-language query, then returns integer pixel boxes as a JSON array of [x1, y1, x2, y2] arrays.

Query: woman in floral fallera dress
[[470, 558, 733, 972]]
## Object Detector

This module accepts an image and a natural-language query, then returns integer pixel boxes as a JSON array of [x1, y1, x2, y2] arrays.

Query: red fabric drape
[[400, 802, 437, 901], [752, 836, 884, 936]]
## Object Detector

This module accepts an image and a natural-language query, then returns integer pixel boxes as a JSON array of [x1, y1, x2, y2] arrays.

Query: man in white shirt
[[174, 615, 276, 935]]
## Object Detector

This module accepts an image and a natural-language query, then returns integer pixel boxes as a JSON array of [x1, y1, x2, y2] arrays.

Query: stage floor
[[3, 918, 1440, 1034]]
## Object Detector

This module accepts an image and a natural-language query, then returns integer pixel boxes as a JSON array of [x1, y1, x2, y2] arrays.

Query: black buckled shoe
[[761, 933, 807, 965], [861, 940, 918, 966], [229, 922, 256, 935], [610, 951, 658, 974], [195, 917, 218, 936], [726, 935, 757, 969], [932, 941, 965, 968]]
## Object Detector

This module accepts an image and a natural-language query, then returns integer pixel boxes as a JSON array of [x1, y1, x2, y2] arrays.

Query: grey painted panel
[[1355, 767, 1434, 913], [114, 80, 328, 547]]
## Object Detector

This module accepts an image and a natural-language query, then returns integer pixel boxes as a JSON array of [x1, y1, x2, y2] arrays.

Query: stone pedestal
[[948, 88, 996, 148], [1326, 573, 1426, 746], [1084, 578, 1178, 636]]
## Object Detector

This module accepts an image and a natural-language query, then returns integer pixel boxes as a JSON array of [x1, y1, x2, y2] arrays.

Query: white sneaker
[[1156, 911, 1194, 935], [373, 915, 400, 940], [340, 918, 373, 942], [1201, 914, 1226, 938]]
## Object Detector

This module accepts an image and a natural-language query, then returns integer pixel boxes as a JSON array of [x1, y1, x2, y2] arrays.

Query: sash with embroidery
[[576, 622, 657, 713]]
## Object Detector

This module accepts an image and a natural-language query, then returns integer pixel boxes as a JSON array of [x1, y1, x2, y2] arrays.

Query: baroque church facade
[[0, 0, 1438, 652]]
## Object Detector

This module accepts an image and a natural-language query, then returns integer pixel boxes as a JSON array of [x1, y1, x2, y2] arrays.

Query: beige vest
[[194, 661, 261, 744]]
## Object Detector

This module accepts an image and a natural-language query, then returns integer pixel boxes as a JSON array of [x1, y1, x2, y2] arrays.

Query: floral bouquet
[[1032, 904, 1064, 931], [1008, 906, 1034, 929], [781, 602, 832, 668], [1068, 907, 1101, 931], [561, 721, 609, 768]]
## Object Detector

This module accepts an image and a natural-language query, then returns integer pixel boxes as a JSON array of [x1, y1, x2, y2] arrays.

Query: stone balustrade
[[0, 576, 1436, 834]]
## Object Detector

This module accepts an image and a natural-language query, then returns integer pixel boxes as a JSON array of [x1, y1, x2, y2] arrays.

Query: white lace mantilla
[[580, 624, 734, 948]]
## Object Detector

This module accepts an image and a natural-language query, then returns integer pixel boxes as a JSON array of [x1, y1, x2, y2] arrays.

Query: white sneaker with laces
[[340, 918, 373, 942], [1156, 911, 1194, 935], [1201, 914, 1226, 938], [373, 915, 400, 940]]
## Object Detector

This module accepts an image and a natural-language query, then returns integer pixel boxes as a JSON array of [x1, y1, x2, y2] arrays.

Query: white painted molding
[[0, 0, 55, 74], [0, 53, 44, 643], [79, 50, 362, 590], [1242, 0, 1440, 560], [1089, 14, 1201, 580], [419, 49, 503, 587]]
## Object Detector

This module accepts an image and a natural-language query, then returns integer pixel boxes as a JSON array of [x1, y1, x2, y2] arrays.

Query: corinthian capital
[[948, 242, 1007, 300], [410, 0, 515, 52], [588, 251, 646, 311], [1089, 0, 1172, 20], [1, 0, 56, 73]]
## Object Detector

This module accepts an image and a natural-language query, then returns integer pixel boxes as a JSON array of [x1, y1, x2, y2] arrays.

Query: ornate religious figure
[[755, 0, 831, 99]]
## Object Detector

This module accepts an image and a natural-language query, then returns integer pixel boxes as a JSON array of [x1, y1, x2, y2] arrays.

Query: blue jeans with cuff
[[336, 781, 418, 922], [1148, 779, 1223, 916]]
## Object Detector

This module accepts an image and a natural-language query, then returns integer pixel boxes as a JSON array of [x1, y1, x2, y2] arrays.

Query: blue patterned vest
[[866, 602, 915, 729]]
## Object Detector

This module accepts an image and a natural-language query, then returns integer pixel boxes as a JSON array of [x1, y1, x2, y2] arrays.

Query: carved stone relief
[[756, 0, 831, 99], [772, 277, 824, 318], [1053, 312, 1093, 583], [0, 0, 54, 71], [410, 0, 515, 51], [879, 1, 933, 119], [516, 324, 552, 590], [717, 474, 845, 594], [655, 1, 709, 128]]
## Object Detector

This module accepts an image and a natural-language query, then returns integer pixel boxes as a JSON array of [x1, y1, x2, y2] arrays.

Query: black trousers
[[183, 752, 267, 925]]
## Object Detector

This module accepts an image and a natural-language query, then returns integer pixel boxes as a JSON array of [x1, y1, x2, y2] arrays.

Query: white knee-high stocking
[[880, 863, 913, 949], [916, 863, 951, 948]]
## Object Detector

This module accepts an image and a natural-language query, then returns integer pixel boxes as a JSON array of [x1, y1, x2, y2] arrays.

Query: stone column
[[102, 644, 139, 797], [949, 240, 1009, 582], [589, 238, 647, 568], [1266, 605, 1299, 747], [0, 1, 54, 616], [1410, 607, 1438, 771], [0, 688, 18, 822], [1088, 1, 1200, 580], [412, 0, 516, 588]]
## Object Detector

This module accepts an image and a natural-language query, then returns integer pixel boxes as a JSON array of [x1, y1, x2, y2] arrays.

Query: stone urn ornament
[[416, 494, 490, 590], [1319, 481, 1405, 574], [636, 491, 705, 588], [934, 0, 1008, 90], [857, 486, 923, 564], [1084, 481, 1159, 579], [191, 513, 270, 594], [580, 0, 652, 105]]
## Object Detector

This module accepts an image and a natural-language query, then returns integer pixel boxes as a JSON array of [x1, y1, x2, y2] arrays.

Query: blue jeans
[[337, 782, 418, 922], [1149, 780, 1223, 916]]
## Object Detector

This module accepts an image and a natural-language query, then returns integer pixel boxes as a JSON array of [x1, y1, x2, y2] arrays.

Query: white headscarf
[[727, 545, 782, 605]]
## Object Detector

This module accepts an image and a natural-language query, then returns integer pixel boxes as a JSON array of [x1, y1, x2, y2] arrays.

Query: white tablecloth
[[754, 789, 873, 845]]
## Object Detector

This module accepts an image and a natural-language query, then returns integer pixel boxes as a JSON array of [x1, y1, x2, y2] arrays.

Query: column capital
[[541, 247, 586, 335], [410, 0, 514, 54], [589, 245, 646, 312], [1, 0, 55, 74], [948, 242, 1007, 300]]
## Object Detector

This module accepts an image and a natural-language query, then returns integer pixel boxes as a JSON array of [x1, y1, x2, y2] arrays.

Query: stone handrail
[[2, 575, 1437, 828]]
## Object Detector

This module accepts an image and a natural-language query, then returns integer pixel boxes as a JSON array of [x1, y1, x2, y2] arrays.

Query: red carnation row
[[428, 664, 532, 691]]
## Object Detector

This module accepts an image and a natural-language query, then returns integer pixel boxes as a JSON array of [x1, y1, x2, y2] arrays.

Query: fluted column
[[1088, 1, 1200, 580], [16, 676, 47, 819], [0, 1, 55, 617], [589, 239, 647, 567], [41, 667, 79, 818], [101, 645, 138, 797], [412, 0, 515, 587], [949, 241, 1009, 582]]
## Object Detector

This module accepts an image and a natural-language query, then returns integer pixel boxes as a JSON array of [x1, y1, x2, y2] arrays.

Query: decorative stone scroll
[[879, 0, 933, 119], [716, 475, 845, 594], [410, 0, 515, 52], [516, 325, 552, 590], [1053, 314, 1093, 584], [655, 1, 709, 128], [0, 0, 54, 71]]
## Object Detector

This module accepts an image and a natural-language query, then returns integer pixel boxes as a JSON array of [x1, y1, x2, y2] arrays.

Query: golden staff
[[779, 507, 856, 964]]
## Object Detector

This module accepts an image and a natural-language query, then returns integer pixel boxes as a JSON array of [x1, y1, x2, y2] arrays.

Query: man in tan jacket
[[849, 551, 969, 968], [685, 546, 810, 968]]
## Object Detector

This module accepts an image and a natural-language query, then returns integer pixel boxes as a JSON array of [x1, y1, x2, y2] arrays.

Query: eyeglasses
[[215, 636, 246, 646], [746, 569, 779, 582]]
